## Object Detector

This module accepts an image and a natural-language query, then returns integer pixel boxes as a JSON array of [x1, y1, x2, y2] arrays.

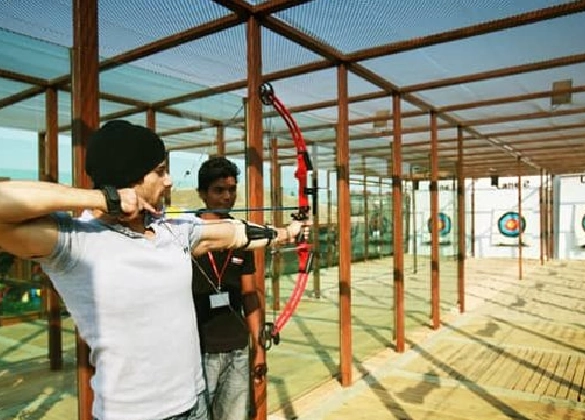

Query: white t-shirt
[[40, 213, 205, 420]]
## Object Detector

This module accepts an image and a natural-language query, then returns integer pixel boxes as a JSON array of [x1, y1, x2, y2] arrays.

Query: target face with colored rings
[[498, 211, 526, 238], [427, 212, 451, 237]]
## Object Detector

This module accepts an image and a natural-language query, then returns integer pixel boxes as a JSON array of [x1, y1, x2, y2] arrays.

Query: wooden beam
[[345, 2, 585, 63], [403, 53, 585, 94]]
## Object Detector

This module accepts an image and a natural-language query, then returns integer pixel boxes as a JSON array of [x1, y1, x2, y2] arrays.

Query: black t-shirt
[[192, 247, 255, 353]]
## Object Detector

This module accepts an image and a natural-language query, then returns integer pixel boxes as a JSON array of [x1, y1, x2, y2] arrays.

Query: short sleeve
[[241, 250, 256, 275], [167, 214, 203, 250], [188, 218, 203, 249], [36, 212, 80, 273]]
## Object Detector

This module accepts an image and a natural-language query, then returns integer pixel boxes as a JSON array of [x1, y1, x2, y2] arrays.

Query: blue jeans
[[166, 391, 209, 420], [203, 347, 249, 420]]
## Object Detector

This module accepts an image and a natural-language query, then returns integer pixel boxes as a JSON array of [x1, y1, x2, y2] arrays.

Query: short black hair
[[197, 156, 240, 192]]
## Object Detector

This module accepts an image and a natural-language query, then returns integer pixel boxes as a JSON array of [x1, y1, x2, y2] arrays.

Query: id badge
[[210, 292, 230, 308]]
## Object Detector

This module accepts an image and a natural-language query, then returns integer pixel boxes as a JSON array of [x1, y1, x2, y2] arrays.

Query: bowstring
[[262, 99, 278, 328]]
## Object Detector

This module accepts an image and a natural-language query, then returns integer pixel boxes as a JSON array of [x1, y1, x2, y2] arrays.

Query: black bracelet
[[100, 185, 123, 217]]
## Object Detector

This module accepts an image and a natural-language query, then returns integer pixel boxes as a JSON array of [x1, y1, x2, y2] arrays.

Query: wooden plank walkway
[[269, 259, 585, 420], [2, 258, 585, 420]]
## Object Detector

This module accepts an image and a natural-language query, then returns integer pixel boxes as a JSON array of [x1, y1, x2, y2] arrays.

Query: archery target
[[573, 204, 585, 247], [498, 212, 525, 238], [491, 210, 527, 246], [423, 212, 453, 245], [427, 212, 451, 236]]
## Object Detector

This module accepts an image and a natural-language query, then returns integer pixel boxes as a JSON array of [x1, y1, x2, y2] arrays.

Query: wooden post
[[429, 112, 440, 330], [363, 158, 369, 261], [411, 168, 418, 274], [312, 142, 321, 298], [246, 15, 266, 420], [42, 87, 63, 370], [548, 174, 554, 260], [392, 92, 405, 352], [456, 126, 465, 313], [243, 97, 249, 214], [337, 63, 352, 385], [71, 0, 99, 418], [377, 176, 384, 257], [544, 173, 549, 261], [518, 159, 523, 280], [270, 138, 280, 311], [216, 123, 225, 156], [326, 170, 333, 267], [539, 169, 545, 265], [470, 178, 476, 257]]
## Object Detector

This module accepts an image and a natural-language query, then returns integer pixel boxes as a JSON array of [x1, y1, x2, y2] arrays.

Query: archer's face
[[199, 176, 237, 211], [135, 162, 172, 208]]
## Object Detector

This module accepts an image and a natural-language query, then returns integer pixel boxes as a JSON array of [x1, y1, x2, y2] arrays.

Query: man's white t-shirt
[[40, 213, 205, 420]]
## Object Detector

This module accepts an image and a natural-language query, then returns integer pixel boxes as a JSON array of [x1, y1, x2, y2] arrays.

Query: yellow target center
[[505, 219, 518, 230]]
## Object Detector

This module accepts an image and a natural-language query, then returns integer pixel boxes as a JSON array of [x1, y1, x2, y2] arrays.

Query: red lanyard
[[207, 250, 232, 290]]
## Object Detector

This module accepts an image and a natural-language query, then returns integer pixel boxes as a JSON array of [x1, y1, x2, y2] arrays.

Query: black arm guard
[[241, 220, 278, 248]]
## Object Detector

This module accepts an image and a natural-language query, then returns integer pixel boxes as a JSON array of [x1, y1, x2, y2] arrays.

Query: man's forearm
[[245, 292, 264, 351], [0, 181, 106, 223], [194, 220, 298, 255]]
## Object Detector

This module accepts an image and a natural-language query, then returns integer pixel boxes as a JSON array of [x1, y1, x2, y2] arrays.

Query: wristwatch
[[100, 185, 123, 217]]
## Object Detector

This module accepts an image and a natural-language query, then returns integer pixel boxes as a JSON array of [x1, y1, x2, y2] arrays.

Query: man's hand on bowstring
[[115, 188, 161, 221]]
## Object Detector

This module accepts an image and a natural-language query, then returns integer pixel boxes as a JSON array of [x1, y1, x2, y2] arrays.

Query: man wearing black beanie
[[0, 120, 303, 420], [85, 119, 167, 189]]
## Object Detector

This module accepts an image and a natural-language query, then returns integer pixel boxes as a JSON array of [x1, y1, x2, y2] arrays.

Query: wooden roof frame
[[0, 0, 585, 178]]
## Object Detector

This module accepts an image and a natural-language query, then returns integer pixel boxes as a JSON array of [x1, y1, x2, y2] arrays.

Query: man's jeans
[[203, 347, 249, 420], [166, 391, 209, 420]]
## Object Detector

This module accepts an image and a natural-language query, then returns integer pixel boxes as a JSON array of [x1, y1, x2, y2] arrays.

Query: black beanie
[[85, 120, 166, 188]]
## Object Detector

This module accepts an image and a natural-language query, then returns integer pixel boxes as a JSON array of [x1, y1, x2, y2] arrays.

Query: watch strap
[[100, 185, 123, 216]]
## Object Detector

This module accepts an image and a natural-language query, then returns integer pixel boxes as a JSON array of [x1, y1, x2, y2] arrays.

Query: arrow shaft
[[165, 206, 301, 214]]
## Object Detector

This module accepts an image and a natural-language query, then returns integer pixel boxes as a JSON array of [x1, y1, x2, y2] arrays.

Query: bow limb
[[259, 82, 315, 343]]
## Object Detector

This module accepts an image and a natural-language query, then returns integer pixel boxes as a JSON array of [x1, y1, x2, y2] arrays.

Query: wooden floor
[[2, 257, 585, 420], [270, 258, 585, 420]]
